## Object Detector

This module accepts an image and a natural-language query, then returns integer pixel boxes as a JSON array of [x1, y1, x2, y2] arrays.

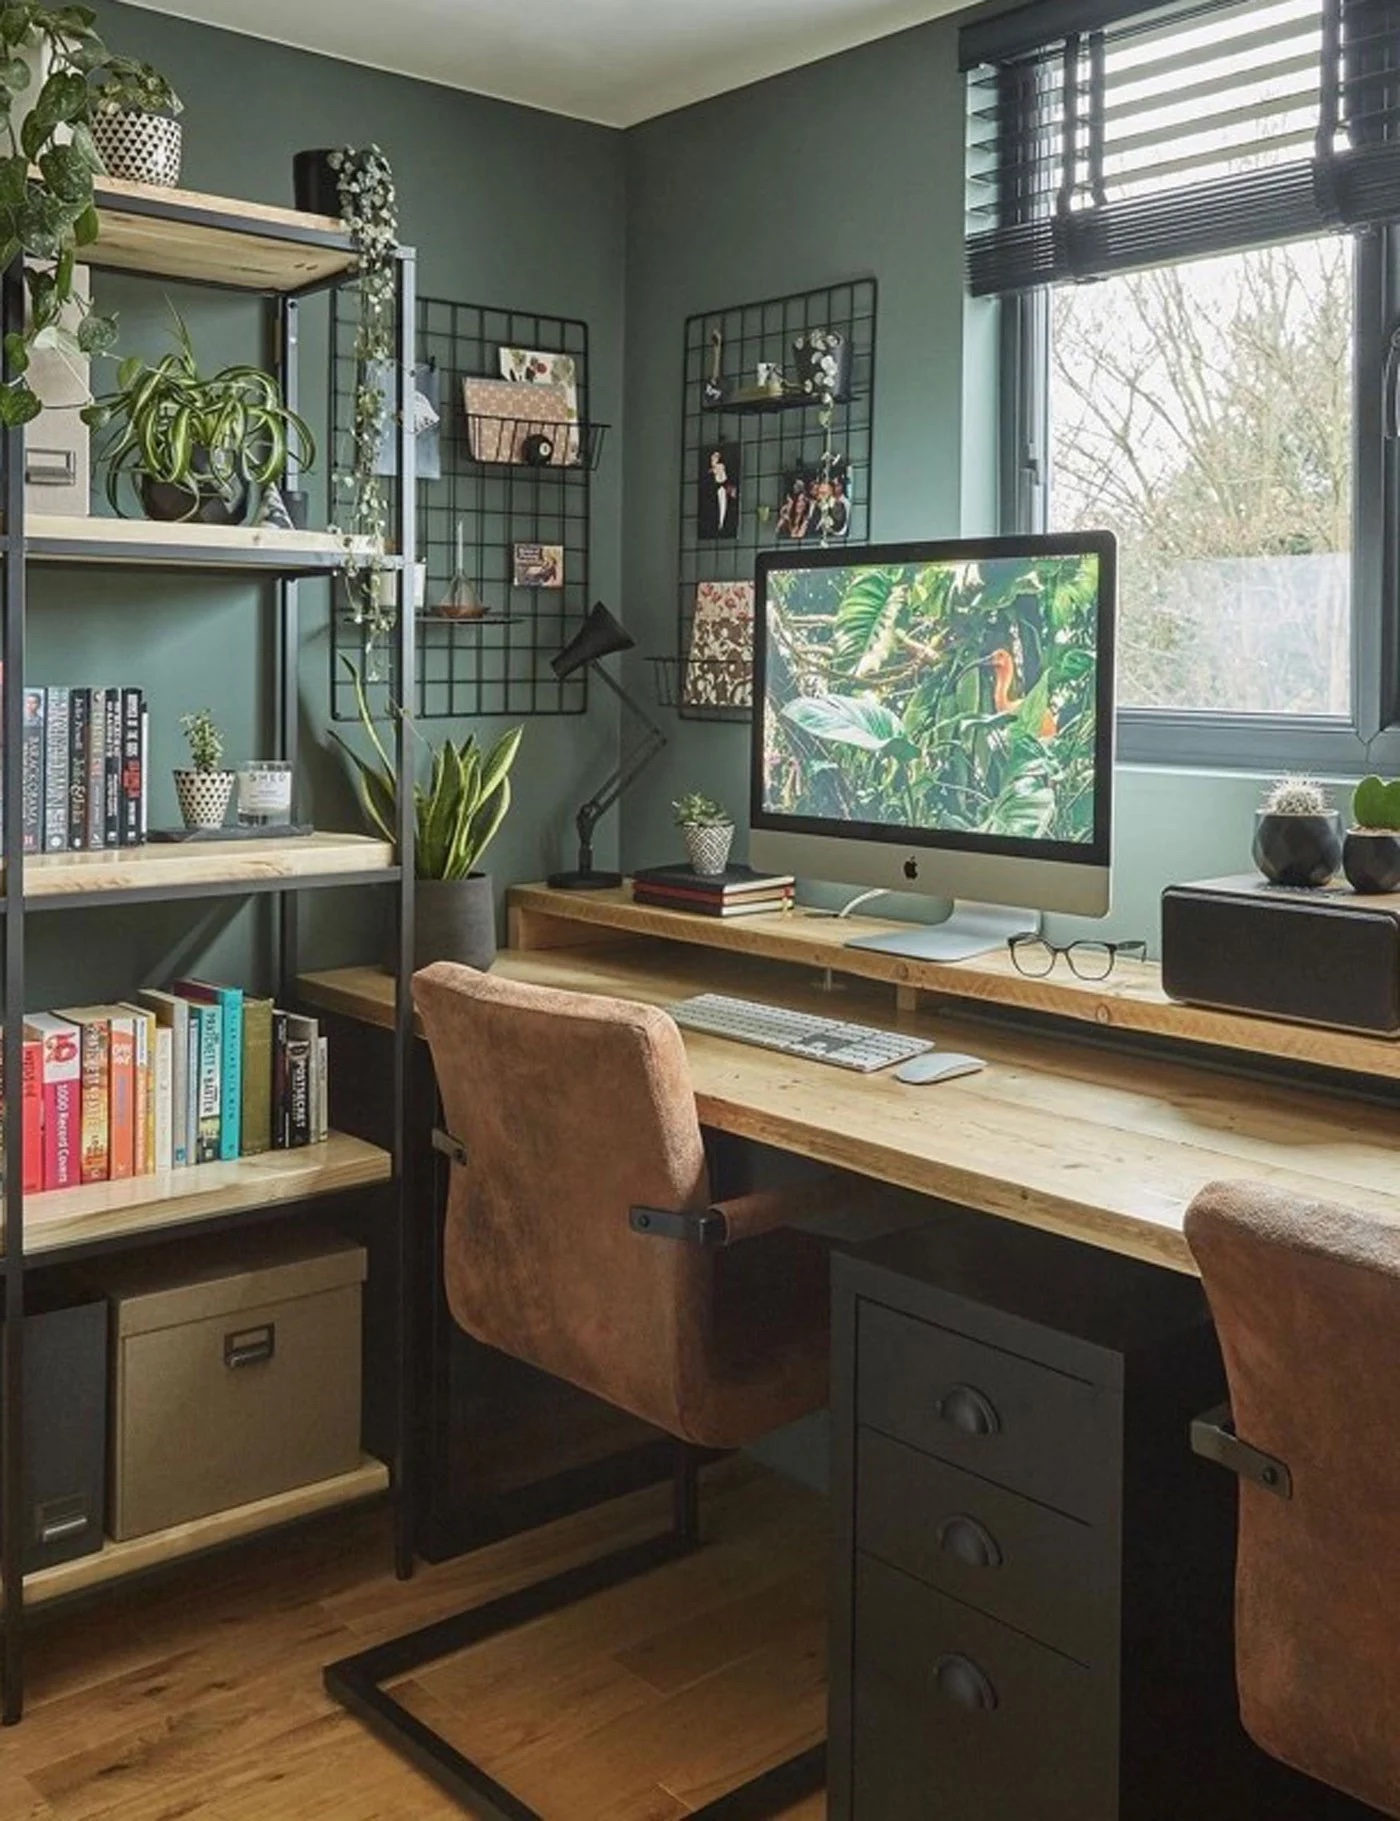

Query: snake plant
[[87, 306, 315, 517], [330, 660, 523, 881]]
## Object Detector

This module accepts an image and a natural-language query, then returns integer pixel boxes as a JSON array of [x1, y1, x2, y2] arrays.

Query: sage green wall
[[27, 2, 626, 1007]]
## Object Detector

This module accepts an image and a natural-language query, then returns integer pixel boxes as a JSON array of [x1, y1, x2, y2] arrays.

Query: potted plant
[[0, 5, 178, 425], [1252, 777, 1342, 888], [89, 58, 184, 188], [673, 793, 734, 876], [331, 662, 523, 972], [87, 308, 315, 523], [1344, 776, 1400, 893], [175, 709, 235, 830]]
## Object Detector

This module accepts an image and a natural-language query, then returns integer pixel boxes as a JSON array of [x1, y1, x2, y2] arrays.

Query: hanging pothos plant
[[327, 144, 400, 646], [0, 3, 179, 427]]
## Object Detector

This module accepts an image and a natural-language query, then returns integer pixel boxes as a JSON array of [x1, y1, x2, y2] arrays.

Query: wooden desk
[[301, 886, 1400, 1277]]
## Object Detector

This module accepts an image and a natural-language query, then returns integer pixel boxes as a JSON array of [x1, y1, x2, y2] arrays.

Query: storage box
[[1, 1291, 108, 1571], [26, 263, 90, 517], [87, 1227, 365, 1540]]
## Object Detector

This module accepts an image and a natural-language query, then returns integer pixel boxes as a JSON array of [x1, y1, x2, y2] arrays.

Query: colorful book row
[[6, 983, 329, 1194], [19, 684, 149, 854]]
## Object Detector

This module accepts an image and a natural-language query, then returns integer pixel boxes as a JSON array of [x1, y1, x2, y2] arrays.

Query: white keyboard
[[669, 993, 935, 1073]]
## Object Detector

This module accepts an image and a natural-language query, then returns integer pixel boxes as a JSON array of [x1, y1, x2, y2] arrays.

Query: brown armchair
[[326, 962, 850, 1820], [1186, 1180, 1400, 1818]]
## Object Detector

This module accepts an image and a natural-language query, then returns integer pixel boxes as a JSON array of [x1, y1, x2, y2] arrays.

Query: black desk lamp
[[548, 601, 667, 890]]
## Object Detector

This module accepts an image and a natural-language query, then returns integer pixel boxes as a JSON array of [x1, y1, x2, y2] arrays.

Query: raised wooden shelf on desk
[[24, 1456, 389, 1606], [15, 831, 394, 908], [15, 1132, 391, 1260], [508, 883, 1400, 1086]]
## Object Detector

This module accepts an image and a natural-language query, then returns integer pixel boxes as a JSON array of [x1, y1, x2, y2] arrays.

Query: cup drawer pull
[[933, 1652, 998, 1712], [936, 1513, 1003, 1569], [224, 1323, 276, 1369], [936, 1383, 1001, 1437]]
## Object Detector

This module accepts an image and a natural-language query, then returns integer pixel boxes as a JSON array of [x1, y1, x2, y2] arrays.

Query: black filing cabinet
[[2, 1290, 108, 1572], [829, 1208, 1372, 1820]]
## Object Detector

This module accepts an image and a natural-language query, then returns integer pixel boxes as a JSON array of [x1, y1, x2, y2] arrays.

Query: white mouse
[[895, 1052, 986, 1085]]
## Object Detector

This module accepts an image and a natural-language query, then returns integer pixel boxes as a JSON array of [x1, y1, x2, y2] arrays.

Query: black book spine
[[66, 686, 89, 850], [102, 687, 121, 847], [119, 687, 142, 847], [42, 687, 69, 853], [272, 1009, 289, 1149], [85, 686, 105, 849], [20, 688, 44, 854]]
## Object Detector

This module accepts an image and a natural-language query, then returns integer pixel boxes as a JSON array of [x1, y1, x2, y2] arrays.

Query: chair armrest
[[1190, 1403, 1292, 1498], [631, 1174, 852, 1247]]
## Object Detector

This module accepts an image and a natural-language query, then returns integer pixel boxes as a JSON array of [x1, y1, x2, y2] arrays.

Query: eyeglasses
[[1007, 935, 1148, 982]]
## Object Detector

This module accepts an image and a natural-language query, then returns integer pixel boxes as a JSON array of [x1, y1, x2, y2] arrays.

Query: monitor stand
[[844, 902, 1039, 963]]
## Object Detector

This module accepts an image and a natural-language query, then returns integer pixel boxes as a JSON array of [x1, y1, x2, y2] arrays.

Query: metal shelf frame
[[0, 191, 419, 1724]]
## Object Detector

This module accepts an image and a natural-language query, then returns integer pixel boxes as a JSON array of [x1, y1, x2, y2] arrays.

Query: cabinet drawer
[[852, 1552, 1117, 1821], [857, 1300, 1117, 1520], [856, 1429, 1114, 1667]]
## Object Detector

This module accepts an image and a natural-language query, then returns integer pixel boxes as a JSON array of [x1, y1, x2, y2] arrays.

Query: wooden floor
[[8, 1459, 828, 1820]]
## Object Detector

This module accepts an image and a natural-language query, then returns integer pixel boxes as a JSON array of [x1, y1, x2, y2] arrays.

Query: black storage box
[[1, 1289, 108, 1572], [1161, 874, 1400, 1036]]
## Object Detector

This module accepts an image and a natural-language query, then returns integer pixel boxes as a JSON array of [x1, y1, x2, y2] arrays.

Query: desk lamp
[[548, 602, 667, 890]]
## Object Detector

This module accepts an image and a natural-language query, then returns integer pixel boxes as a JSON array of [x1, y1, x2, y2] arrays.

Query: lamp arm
[[573, 663, 668, 849]]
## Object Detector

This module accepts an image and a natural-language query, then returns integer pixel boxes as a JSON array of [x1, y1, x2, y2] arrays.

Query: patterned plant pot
[[174, 769, 235, 831], [683, 822, 734, 877], [91, 109, 183, 188]]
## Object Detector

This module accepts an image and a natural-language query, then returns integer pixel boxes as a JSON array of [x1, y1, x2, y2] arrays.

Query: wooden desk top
[[300, 941, 1400, 1278]]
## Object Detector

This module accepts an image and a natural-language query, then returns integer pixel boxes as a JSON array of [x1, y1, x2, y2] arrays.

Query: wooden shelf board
[[13, 831, 394, 906], [12, 1131, 392, 1260], [23, 514, 383, 573], [505, 883, 1400, 1086], [85, 175, 356, 292], [24, 1456, 389, 1605]]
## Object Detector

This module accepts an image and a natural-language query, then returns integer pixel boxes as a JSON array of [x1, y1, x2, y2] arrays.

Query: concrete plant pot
[[395, 874, 497, 973], [1343, 830, 1400, 895], [1252, 810, 1341, 888]]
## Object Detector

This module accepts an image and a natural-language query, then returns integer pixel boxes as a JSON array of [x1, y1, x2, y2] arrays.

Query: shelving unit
[[0, 184, 418, 1725]]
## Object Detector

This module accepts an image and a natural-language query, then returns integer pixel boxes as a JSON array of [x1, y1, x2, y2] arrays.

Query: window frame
[[1001, 224, 1400, 774]]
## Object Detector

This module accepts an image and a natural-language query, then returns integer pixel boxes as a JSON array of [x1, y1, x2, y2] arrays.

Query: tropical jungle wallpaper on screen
[[760, 554, 1101, 843]]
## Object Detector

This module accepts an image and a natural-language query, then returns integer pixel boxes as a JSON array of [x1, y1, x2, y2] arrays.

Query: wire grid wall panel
[[670, 278, 877, 723], [331, 291, 595, 720]]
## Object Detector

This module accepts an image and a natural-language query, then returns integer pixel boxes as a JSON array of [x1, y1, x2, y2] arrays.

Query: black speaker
[[1, 1293, 108, 1571], [1161, 875, 1400, 1036]]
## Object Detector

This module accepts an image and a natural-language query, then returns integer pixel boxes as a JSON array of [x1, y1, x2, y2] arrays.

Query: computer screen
[[750, 534, 1116, 916]]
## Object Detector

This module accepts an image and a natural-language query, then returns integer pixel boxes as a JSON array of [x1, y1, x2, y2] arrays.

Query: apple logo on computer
[[903, 858, 919, 881]]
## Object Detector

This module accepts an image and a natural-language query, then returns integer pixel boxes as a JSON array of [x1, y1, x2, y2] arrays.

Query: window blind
[[963, 0, 1400, 296]]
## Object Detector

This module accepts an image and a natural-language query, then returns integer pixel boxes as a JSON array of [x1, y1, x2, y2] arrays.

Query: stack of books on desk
[[632, 864, 796, 918]]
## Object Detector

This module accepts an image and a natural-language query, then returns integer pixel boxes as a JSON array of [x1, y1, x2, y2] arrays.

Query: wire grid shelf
[[674, 278, 877, 724], [331, 291, 601, 720]]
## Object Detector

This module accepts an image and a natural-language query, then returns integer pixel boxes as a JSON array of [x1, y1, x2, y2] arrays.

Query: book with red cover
[[20, 1027, 42, 1193], [633, 890, 793, 919], [55, 1007, 111, 1184], [27, 1013, 81, 1190]]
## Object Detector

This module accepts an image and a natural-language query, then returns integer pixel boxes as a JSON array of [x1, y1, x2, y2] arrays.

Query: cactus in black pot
[[1253, 777, 1341, 888]]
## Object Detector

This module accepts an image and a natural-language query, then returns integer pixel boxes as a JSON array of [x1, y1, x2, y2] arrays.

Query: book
[[20, 686, 43, 854], [106, 1008, 136, 1180], [187, 999, 222, 1164], [633, 891, 793, 919], [66, 685, 89, 850], [633, 878, 796, 906], [85, 686, 106, 850], [280, 1013, 316, 1148], [120, 1002, 156, 1176], [56, 1008, 111, 1184], [175, 981, 242, 1160], [240, 995, 275, 1157], [42, 686, 69, 852], [27, 1013, 81, 1190], [632, 864, 796, 897], [139, 698, 149, 841], [152, 1024, 173, 1173], [316, 1034, 329, 1142], [138, 989, 191, 1168], [21, 1026, 42, 1194], [102, 686, 121, 847], [119, 686, 142, 847], [185, 1013, 200, 1167]]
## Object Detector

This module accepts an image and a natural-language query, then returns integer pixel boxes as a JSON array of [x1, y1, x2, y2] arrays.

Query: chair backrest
[[413, 961, 713, 1439], [1185, 1180, 1400, 1818]]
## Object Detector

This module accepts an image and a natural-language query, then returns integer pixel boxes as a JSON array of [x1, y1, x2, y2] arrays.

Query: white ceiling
[[125, 0, 972, 128]]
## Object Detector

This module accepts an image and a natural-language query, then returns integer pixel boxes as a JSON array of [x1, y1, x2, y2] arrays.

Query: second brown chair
[[326, 960, 852, 1820]]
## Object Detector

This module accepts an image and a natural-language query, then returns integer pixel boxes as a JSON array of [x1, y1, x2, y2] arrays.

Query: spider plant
[[87, 306, 316, 521]]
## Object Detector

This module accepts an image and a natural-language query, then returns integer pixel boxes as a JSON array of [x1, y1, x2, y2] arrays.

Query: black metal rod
[[392, 247, 419, 1581], [276, 293, 301, 999], [1, 252, 27, 1725]]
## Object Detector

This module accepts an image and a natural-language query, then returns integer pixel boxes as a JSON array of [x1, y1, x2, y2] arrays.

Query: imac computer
[[750, 532, 1117, 961]]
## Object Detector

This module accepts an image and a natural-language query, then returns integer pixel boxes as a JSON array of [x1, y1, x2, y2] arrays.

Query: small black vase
[[387, 874, 497, 974], [293, 149, 341, 216], [1252, 810, 1342, 888], [1343, 830, 1400, 894]]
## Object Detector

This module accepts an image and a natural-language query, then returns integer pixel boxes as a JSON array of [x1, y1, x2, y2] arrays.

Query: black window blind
[[964, 0, 1400, 295]]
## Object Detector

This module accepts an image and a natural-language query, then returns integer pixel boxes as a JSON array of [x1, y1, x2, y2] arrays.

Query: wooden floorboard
[[13, 1458, 828, 1819]]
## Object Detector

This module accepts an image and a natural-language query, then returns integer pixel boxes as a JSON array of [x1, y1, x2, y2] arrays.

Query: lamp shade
[[552, 600, 635, 679]]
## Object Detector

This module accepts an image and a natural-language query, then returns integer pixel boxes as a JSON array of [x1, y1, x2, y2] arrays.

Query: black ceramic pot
[[139, 450, 249, 526], [293, 149, 341, 216], [1343, 830, 1400, 894], [401, 874, 497, 973], [1252, 810, 1342, 888]]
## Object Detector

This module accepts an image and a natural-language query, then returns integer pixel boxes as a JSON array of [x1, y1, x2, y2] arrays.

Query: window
[[963, 0, 1400, 768]]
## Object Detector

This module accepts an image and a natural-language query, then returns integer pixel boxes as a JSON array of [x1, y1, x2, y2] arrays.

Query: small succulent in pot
[[1253, 775, 1341, 888], [673, 792, 734, 877], [175, 708, 235, 831], [1344, 776, 1400, 894]]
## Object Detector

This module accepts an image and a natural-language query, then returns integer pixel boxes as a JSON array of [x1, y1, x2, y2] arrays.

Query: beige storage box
[[88, 1227, 366, 1541], [26, 262, 90, 516]]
